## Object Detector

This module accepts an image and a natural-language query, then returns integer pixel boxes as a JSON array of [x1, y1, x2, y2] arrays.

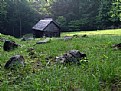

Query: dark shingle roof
[[32, 18, 53, 31]]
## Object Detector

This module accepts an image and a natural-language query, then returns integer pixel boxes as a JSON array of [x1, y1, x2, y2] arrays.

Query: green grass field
[[0, 29, 121, 91], [62, 29, 121, 36]]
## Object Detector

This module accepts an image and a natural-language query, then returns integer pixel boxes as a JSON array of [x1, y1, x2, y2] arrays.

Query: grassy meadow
[[0, 29, 121, 91]]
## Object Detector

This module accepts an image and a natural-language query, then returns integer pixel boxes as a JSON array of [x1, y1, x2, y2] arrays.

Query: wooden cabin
[[32, 18, 61, 38]]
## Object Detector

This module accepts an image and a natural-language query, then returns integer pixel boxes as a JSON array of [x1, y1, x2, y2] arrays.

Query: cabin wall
[[33, 30, 44, 38], [44, 22, 60, 37], [43, 31, 60, 37], [44, 22, 60, 32]]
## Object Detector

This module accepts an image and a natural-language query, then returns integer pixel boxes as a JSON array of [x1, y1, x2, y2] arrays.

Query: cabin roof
[[32, 18, 60, 31]]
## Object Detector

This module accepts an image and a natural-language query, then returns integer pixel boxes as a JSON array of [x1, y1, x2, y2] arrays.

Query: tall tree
[[97, 0, 113, 29], [0, 0, 7, 32], [2, 0, 40, 37], [109, 0, 121, 27], [51, 0, 100, 31]]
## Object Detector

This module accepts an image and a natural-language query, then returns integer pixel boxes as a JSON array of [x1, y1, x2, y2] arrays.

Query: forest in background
[[0, 0, 121, 37]]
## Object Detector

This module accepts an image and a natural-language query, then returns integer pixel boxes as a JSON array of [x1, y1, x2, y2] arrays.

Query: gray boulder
[[4, 55, 25, 69], [64, 36, 73, 41], [56, 50, 86, 64], [36, 38, 51, 44], [21, 37, 34, 41], [3, 40, 19, 51]]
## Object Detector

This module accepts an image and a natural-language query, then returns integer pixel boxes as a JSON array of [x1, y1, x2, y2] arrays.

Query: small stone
[[112, 43, 121, 49], [64, 36, 73, 41], [21, 37, 34, 41], [82, 34, 87, 37], [36, 38, 51, 44], [0, 38, 6, 42], [73, 35, 79, 38], [56, 56, 66, 64], [21, 37, 26, 41], [27, 47, 34, 52]]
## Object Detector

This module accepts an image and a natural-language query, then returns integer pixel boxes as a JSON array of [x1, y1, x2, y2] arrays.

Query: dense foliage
[[0, 0, 41, 37], [0, 0, 121, 37]]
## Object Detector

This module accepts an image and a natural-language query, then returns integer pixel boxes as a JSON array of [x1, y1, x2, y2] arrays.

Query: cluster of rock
[[56, 34, 88, 41], [1, 34, 88, 69], [4, 50, 86, 70], [2, 37, 121, 70], [56, 50, 86, 64], [2, 40, 23, 69]]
